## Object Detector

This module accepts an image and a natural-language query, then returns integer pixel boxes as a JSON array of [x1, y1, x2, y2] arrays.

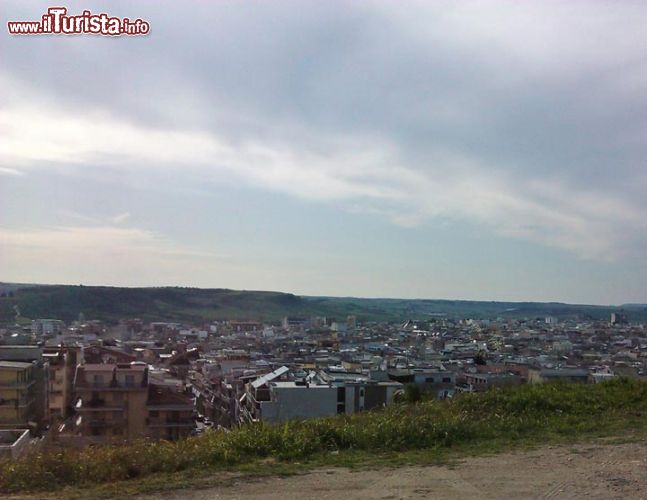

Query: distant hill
[[0, 283, 643, 325]]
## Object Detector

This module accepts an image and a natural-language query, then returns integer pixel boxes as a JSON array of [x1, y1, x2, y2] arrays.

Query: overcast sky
[[1, 1, 647, 304]]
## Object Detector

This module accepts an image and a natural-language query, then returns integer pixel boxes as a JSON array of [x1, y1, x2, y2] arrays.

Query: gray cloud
[[2, 0, 647, 262]]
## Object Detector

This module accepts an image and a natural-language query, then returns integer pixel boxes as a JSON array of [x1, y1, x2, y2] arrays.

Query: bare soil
[[142, 440, 647, 499]]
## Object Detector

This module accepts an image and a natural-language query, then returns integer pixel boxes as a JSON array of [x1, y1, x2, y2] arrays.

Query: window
[[93, 374, 103, 385], [426, 377, 435, 383], [149, 410, 159, 418], [442, 377, 451, 383], [125, 374, 135, 387]]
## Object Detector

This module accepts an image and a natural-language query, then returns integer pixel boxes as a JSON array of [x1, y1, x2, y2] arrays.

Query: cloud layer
[[0, 225, 221, 286], [2, 81, 644, 260], [2, 1, 647, 300]]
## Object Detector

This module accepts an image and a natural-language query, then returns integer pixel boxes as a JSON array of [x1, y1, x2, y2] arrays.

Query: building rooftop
[[271, 381, 332, 389], [251, 366, 289, 389], [0, 361, 32, 369], [81, 364, 117, 371]]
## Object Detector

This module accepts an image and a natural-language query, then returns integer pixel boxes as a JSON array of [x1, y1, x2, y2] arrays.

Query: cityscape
[[3, 0, 647, 497], [0, 291, 644, 456]]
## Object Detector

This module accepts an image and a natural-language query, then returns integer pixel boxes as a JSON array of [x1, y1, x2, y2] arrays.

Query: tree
[[403, 383, 422, 403], [474, 349, 487, 365]]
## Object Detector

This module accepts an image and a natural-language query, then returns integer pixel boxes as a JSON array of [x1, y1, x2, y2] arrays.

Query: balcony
[[87, 398, 108, 407], [76, 399, 125, 412], [85, 415, 126, 427], [0, 380, 35, 390], [0, 397, 35, 409], [87, 419, 111, 428], [146, 417, 195, 428]]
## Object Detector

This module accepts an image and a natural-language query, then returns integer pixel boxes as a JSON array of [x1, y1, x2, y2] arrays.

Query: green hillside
[[0, 283, 644, 325]]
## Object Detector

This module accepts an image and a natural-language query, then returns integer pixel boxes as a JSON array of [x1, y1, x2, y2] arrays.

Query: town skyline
[[3, 1, 647, 305]]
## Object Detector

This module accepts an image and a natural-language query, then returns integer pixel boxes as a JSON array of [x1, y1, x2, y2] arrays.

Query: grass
[[1, 378, 646, 497]]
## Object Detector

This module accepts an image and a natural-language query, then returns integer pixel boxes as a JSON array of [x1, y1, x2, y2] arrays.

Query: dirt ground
[[142, 440, 647, 500]]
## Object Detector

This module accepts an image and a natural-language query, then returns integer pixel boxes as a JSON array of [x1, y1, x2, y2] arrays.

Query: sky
[[1, 1, 647, 305]]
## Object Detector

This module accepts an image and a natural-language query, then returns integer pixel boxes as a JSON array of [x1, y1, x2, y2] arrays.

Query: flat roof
[[0, 345, 42, 349], [541, 369, 589, 376], [251, 366, 289, 389], [0, 361, 32, 369], [116, 364, 146, 371], [271, 381, 333, 389], [0, 429, 30, 445], [81, 364, 116, 371]]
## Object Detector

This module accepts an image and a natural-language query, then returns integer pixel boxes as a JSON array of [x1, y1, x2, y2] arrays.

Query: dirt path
[[142, 441, 647, 499]]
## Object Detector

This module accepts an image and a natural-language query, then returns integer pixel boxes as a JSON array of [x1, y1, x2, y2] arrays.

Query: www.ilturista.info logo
[[7, 7, 150, 36]]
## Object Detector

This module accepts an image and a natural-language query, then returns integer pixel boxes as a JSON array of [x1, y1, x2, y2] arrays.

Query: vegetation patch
[[3, 283, 644, 324], [1, 378, 646, 494]]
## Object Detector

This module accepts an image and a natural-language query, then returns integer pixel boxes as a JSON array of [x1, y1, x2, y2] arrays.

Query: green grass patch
[[2, 378, 646, 496]]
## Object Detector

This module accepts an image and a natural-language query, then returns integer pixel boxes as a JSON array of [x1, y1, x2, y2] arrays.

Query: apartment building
[[387, 368, 456, 399], [74, 363, 194, 443], [0, 362, 36, 428], [74, 363, 148, 442], [31, 319, 65, 337], [146, 384, 195, 441], [44, 346, 83, 421], [0, 346, 49, 430], [241, 368, 401, 424], [527, 367, 590, 384]]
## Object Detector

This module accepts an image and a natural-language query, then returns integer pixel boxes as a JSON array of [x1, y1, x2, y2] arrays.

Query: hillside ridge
[[1, 282, 645, 324]]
